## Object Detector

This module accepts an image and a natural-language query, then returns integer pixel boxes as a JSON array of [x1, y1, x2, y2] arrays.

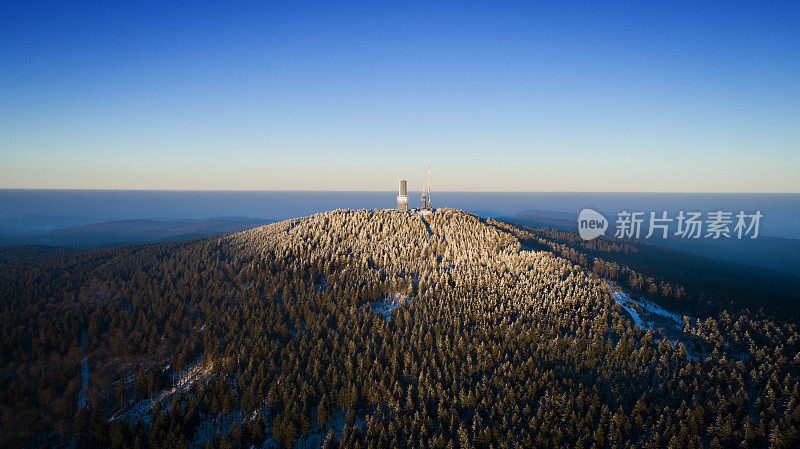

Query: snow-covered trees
[[1, 208, 799, 448]]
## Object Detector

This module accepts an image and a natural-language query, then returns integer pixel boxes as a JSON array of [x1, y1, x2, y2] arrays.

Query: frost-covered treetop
[[228, 208, 610, 323]]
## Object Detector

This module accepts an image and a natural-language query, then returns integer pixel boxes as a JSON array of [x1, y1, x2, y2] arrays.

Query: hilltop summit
[[228, 208, 609, 323]]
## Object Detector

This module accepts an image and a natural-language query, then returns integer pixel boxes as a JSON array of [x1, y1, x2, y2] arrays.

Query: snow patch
[[371, 292, 412, 319]]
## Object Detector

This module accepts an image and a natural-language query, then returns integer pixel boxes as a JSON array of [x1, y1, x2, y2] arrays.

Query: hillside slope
[[1, 209, 798, 448]]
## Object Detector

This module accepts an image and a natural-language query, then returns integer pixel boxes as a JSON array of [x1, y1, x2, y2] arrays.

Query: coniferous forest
[[2, 209, 799, 448]]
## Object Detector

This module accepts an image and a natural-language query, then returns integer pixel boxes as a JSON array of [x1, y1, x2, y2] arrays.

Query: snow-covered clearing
[[609, 286, 682, 332], [608, 284, 703, 361]]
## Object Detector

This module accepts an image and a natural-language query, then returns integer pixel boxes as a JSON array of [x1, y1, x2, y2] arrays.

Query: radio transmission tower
[[421, 164, 431, 210]]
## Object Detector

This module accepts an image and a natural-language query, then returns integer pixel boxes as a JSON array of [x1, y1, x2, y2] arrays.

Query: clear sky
[[1, 1, 798, 192]]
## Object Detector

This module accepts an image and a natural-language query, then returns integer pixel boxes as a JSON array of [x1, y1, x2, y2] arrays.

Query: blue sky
[[1, 1, 798, 191]]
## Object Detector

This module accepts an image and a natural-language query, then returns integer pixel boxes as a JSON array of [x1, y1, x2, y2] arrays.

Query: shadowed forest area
[[494, 220, 800, 318]]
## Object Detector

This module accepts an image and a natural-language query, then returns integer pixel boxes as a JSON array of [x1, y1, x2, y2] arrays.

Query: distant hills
[[506, 209, 800, 277], [0, 217, 273, 249]]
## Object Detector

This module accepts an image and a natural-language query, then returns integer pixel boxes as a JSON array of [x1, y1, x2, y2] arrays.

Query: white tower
[[397, 180, 409, 211]]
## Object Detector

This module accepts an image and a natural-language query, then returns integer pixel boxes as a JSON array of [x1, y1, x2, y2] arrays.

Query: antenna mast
[[421, 164, 432, 210], [427, 164, 431, 209]]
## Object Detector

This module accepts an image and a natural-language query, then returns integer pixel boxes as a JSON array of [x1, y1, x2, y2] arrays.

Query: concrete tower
[[397, 180, 409, 211]]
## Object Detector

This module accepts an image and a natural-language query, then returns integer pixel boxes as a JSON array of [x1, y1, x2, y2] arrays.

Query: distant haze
[[2, 190, 799, 239]]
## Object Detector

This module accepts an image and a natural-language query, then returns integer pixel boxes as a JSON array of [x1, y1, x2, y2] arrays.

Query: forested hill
[[2, 209, 799, 448]]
